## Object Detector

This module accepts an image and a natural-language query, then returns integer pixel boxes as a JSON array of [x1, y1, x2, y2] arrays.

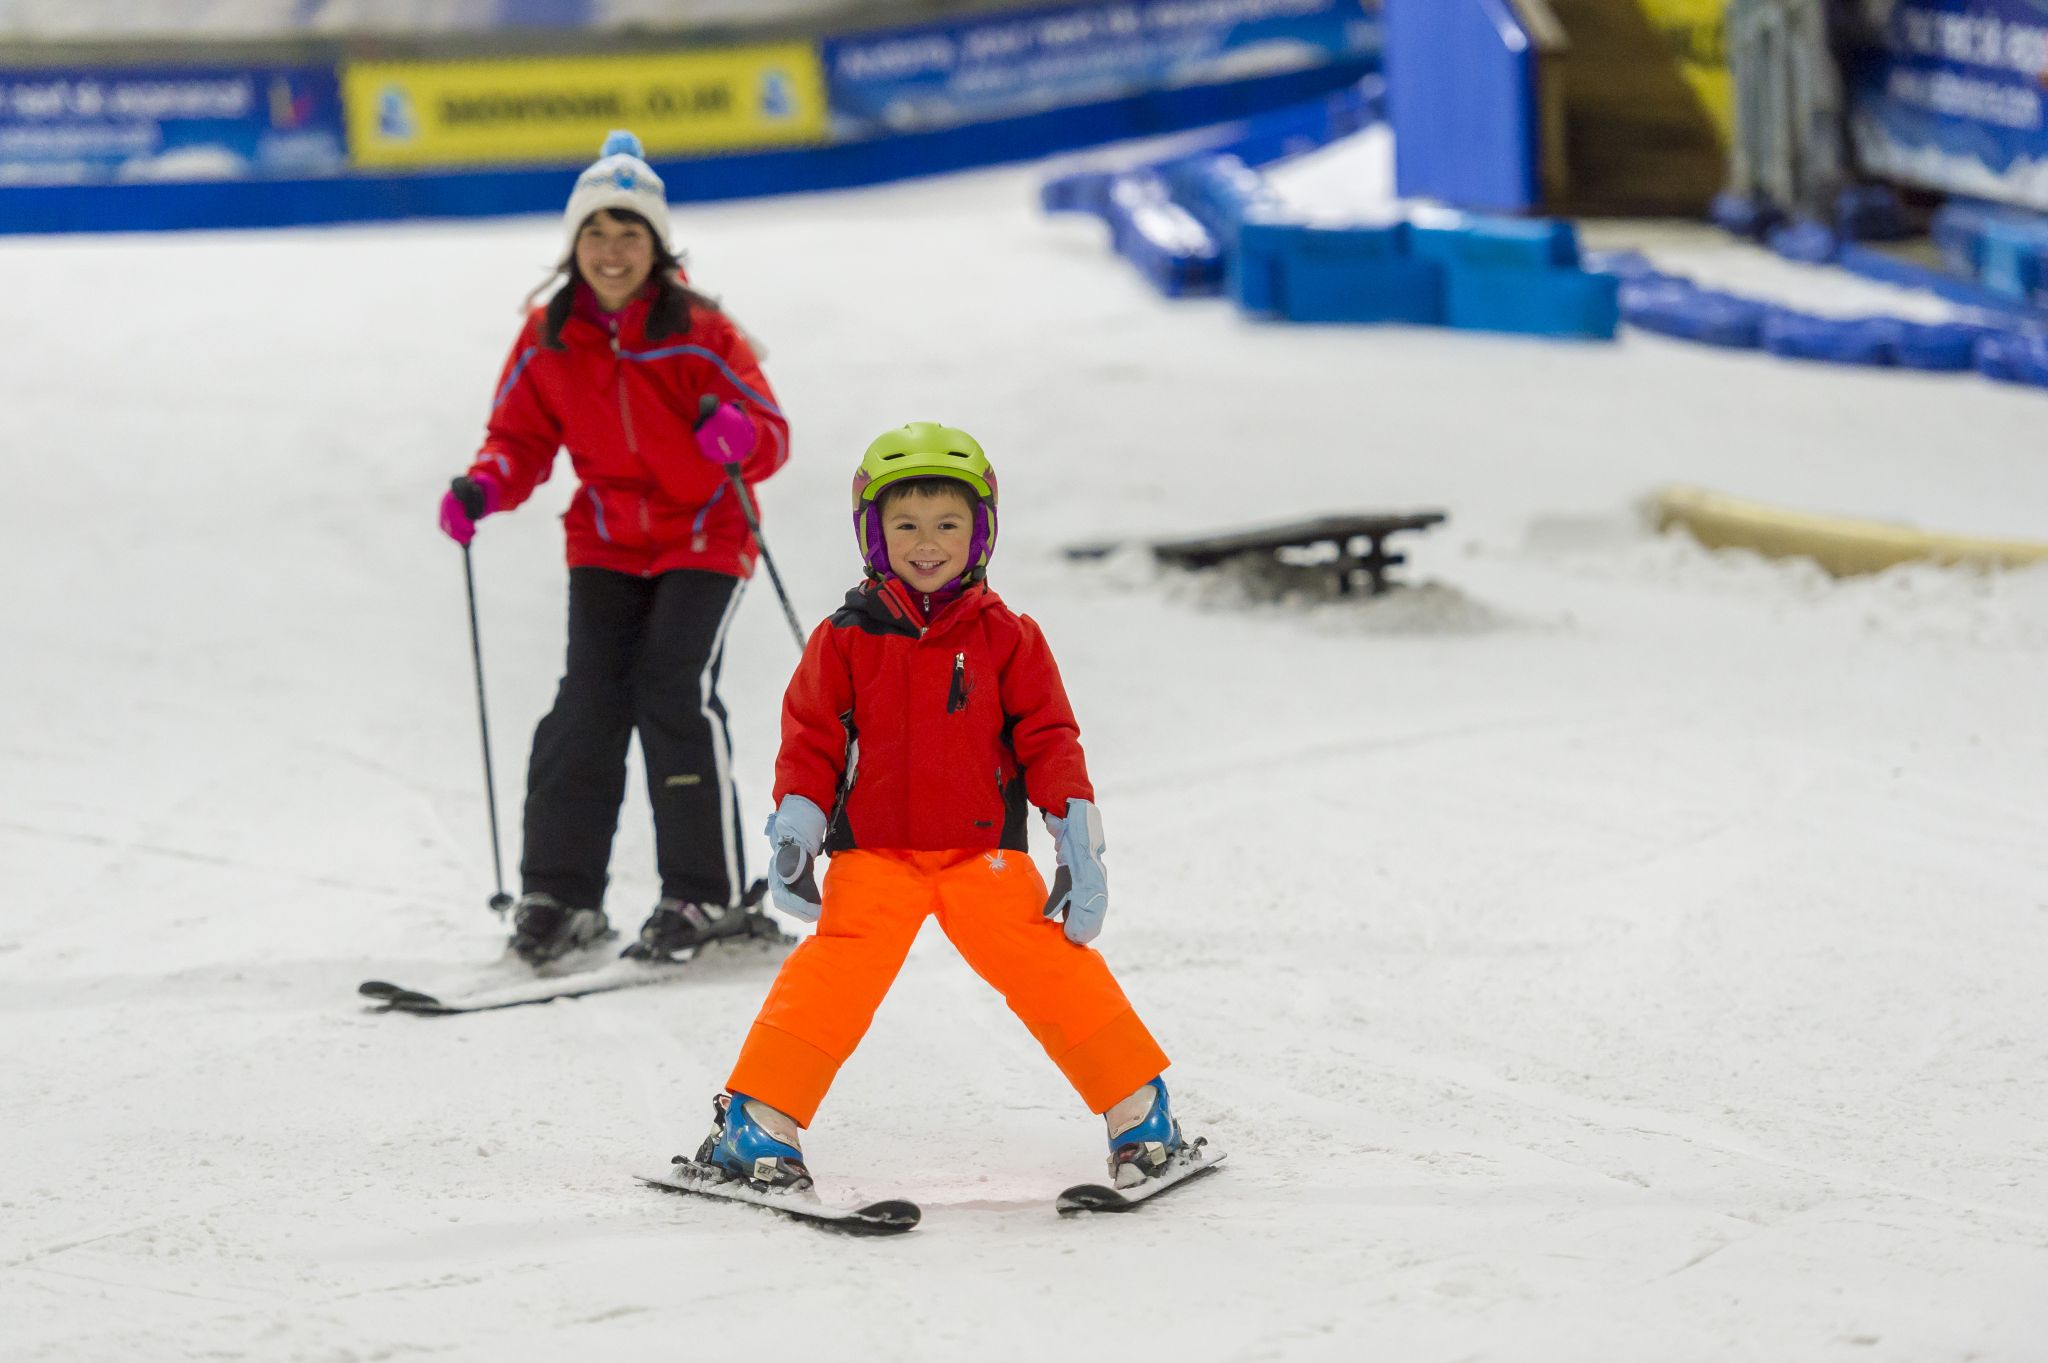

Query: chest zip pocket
[[946, 652, 967, 714]]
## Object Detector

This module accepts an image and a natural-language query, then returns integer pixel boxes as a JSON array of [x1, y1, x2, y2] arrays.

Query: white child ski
[[1056, 1137, 1226, 1215], [638, 1160, 921, 1236]]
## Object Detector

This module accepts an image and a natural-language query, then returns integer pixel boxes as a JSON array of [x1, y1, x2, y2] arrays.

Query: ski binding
[[1057, 1136, 1225, 1214]]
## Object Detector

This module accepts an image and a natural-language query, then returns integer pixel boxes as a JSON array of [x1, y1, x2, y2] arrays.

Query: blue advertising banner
[[1847, 0, 2048, 209], [822, 0, 1382, 136], [0, 67, 346, 185]]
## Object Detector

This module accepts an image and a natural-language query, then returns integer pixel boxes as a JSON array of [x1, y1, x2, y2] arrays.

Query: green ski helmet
[[851, 422, 999, 581]]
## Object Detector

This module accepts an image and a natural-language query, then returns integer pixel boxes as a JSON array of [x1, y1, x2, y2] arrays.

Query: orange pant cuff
[[726, 1023, 840, 1128], [1056, 1008, 1171, 1114]]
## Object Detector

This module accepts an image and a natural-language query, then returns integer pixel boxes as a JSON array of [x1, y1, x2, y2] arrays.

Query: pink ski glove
[[437, 473, 500, 546], [694, 397, 756, 465]]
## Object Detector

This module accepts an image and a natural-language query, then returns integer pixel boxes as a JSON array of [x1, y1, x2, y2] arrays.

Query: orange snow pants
[[725, 848, 1169, 1127]]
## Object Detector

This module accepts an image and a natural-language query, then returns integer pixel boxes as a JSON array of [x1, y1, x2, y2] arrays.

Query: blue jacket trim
[[619, 343, 783, 417], [492, 346, 540, 412]]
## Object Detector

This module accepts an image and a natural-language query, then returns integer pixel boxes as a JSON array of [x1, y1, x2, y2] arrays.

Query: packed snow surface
[[3, 157, 2047, 1362]]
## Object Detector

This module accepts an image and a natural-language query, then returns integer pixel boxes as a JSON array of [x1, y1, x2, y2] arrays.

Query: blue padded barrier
[[1442, 264, 1618, 338], [6, 62, 1374, 236], [1385, 0, 1540, 212], [1213, 75, 1387, 171], [1101, 174, 1223, 297], [1974, 331, 2048, 388], [1759, 310, 1897, 366], [1924, 202, 2048, 310], [1891, 321, 1995, 372], [1620, 281, 1766, 348], [1158, 154, 1289, 249], [1835, 243, 2046, 321], [1049, 88, 1614, 340]]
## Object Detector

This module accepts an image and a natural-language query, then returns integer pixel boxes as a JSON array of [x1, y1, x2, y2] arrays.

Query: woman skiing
[[437, 131, 790, 966]]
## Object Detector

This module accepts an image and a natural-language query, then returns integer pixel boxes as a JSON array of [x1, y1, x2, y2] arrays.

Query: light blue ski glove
[[1042, 798, 1108, 945], [763, 794, 827, 922]]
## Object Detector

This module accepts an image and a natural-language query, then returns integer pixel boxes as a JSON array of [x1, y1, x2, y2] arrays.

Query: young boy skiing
[[678, 422, 1197, 1194]]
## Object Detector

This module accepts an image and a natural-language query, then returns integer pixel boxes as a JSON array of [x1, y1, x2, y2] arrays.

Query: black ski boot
[[508, 892, 612, 967], [625, 879, 780, 962]]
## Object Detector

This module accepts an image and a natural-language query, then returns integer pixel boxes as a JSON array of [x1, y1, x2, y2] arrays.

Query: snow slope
[[2, 160, 2046, 1362]]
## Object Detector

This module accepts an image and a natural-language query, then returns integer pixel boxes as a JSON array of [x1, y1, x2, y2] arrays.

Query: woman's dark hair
[[529, 208, 721, 350]]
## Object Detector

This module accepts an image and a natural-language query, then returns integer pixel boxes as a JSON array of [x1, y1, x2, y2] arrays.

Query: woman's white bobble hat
[[562, 130, 675, 255]]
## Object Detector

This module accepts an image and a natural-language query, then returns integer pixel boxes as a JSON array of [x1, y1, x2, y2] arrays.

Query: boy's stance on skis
[[682, 422, 1191, 1191]]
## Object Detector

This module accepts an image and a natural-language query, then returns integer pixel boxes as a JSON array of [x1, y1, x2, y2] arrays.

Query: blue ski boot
[[695, 1092, 811, 1191], [1105, 1076, 1184, 1188]]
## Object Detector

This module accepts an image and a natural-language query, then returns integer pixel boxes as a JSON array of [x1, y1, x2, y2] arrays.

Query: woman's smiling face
[[575, 210, 656, 311]]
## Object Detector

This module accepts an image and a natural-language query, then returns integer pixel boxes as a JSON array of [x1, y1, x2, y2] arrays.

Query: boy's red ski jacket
[[775, 578, 1094, 853], [466, 282, 789, 579]]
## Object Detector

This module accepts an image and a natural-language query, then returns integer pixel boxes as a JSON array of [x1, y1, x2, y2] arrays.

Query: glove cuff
[[772, 793, 828, 853]]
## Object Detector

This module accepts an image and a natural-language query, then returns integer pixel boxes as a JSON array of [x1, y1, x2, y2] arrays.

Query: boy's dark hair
[[528, 208, 720, 350], [876, 477, 976, 517]]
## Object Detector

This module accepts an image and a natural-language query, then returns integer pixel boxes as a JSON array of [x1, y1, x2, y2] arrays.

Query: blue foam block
[[1277, 254, 1443, 324], [1891, 321, 1996, 372], [1759, 310, 1896, 366], [1232, 220, 1303, 313], [1408, 216, 1580, 270], [1766, 220, 1840, 264], [1442, 265, 1620, 339], [1975, 331, 2048, 387], [1621, 285, 1765, 348], [1040, 171, 1115, 216]]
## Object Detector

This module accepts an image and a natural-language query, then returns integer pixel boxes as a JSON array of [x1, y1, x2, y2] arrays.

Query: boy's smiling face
[[882, 482, 975, 593]]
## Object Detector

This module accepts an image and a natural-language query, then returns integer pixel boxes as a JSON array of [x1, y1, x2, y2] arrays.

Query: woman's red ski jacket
[[467, 283, 789, 579]]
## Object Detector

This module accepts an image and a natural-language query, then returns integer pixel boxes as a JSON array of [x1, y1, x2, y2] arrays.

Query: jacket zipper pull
[[946, 652, 966, 713]]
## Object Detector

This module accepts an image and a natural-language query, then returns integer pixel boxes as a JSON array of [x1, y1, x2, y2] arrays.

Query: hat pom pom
[[600, 129, 644, 159]]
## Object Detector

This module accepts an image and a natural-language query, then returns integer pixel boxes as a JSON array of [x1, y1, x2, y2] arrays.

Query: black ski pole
[[725, 465, 806, 649], [460, 542, 515, 915], [699, 395, 805, 649]]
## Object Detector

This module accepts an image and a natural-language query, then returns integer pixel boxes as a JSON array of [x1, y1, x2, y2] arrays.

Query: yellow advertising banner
[[1635, 0, 1733, 140], [343, 44, 827, 168]]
